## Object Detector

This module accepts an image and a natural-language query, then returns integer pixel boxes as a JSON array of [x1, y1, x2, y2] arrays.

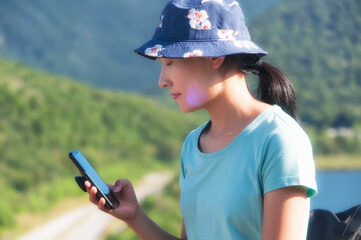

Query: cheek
[[185, 84, 209, 108]]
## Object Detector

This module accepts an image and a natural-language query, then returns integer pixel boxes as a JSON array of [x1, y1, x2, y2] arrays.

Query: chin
[[178, 104, 202, 113]]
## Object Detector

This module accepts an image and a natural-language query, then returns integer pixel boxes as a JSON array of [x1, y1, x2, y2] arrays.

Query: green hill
[[0, 58, 204, 230], [0, 0, 280, 94], [1, 0, 360, 128], [0, 0, 168, 92], [249, 0, 361, 127]]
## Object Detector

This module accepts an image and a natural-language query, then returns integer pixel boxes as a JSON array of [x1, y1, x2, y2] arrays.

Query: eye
[[166, 60, 173, 66]]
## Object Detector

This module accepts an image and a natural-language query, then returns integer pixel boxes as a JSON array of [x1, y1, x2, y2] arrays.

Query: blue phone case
[[69, 150, 119, 209]]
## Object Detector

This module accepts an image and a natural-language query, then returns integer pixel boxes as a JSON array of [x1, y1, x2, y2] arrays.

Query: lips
[[171, 93, 181, 100]]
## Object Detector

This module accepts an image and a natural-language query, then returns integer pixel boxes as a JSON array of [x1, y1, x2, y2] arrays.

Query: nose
[[158, 78, 171, 88], [158, 68, 172, 88]]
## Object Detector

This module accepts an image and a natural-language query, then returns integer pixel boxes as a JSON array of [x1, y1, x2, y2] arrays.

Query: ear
[[210, 56, 225, 69]]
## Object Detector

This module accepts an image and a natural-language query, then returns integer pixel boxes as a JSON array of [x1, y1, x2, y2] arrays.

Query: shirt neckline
[[196, 105, 279, 159]]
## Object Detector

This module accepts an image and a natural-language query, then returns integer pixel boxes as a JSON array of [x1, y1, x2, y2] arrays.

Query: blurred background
[[0, 0, 360, 239]]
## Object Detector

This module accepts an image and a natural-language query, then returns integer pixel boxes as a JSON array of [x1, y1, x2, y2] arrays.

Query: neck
[[204, 73, 270, 135]]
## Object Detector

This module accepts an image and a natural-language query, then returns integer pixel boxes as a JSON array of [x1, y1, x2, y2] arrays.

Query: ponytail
[[223, 55, 299, 122], [254, 60, 298, 122]]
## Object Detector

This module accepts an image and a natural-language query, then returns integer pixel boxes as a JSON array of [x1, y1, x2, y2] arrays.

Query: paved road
[[17, 172, 173, 240]]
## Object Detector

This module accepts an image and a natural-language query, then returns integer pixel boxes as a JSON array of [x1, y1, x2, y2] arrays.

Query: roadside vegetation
[[0, 59, 205, 234]]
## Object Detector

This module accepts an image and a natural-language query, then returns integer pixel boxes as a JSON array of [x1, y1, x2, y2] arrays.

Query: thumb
[[112, 178, 132, 193]]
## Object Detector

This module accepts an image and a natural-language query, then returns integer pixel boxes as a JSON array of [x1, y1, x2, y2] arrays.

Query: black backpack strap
[[307, 205, 361, 240], [341, 204, 361, 239], [307, 209, 343, 240]]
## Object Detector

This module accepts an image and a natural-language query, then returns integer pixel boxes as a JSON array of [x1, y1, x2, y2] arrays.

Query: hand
[[86, 179, 184, 240], [85, 179, 140, 223]]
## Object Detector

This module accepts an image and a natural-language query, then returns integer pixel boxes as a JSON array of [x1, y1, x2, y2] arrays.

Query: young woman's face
[[158, 57, 222, 113]]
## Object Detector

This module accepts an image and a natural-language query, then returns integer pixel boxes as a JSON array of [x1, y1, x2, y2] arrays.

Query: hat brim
[[135, 39, 268, 60]]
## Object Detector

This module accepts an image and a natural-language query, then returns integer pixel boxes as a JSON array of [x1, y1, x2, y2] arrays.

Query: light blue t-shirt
[[179, 106, 317, 240]]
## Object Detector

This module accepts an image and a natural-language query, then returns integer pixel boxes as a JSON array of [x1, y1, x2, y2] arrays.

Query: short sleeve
[[261, 126, 318, 198]]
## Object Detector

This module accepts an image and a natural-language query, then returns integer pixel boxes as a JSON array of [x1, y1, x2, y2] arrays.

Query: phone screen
[[71, 150, 109, 194], [69, 150, 119, 209]]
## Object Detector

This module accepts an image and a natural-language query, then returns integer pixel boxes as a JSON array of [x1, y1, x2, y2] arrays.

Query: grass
[[0, 159, 178, 240], [315, 154, 361, 170], [1, 196, 89, 240]]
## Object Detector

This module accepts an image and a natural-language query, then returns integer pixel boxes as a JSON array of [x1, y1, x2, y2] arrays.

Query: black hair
[[222, 54, 299, 122]]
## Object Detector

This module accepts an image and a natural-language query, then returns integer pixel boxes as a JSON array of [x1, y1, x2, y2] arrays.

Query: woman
[[86, 0, 318, 239]]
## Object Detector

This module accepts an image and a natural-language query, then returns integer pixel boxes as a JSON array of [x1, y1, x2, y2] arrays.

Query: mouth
[[171, 93, 181, 100]]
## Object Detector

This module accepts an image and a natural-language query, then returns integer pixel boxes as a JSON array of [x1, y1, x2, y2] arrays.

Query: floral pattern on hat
[[187, 9, 211, 30], [201, 0, 238, 7], [218, 29, 238, 41], [228, 1, 239, 7], [183, 50, 203, 58], [233, 40, 258, 50], [135, 0, 268, 59], [157, 15, 164, 28], [201, 0, 223, 4], [145, 44, 164, 57]]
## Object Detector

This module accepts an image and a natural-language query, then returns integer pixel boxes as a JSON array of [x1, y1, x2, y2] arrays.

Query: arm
[[125, 210, 188, 240], [262, 186, 307, 240], [181, 219, 188, 240], [85, 179, 186, 240]]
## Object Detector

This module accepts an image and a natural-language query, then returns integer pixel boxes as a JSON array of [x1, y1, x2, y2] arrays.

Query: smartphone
[[68, 150, 119, 209]]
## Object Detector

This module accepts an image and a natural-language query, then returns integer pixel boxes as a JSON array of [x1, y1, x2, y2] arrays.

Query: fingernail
[[113, 186, 120, 193]]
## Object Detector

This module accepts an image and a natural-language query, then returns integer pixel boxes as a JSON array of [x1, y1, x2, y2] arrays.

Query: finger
[[88, 186, 98, 204], [85, 181, 92, 191], [106, 183, 115, 191], [85, 181, 99, 205], [113, 179, 131, 193], [98, 197, 111, 213]]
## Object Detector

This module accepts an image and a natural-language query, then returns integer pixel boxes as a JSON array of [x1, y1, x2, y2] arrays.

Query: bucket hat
[[135, 0, 267, 60]]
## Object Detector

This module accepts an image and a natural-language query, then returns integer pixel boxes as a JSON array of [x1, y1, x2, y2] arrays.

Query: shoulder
[[245, 106, 311, 151], [263, 106, 304, 131], [259, 107, 317, 197], [256, 106, 314, 173], [257, 106, 310, 146]]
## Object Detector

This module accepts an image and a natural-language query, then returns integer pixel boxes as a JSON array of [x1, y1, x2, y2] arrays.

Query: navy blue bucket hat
[[135, 0, 267, 59]]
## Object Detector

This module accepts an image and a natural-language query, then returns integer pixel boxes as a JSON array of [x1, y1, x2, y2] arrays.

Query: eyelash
[[166, 61, 173, 66]]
